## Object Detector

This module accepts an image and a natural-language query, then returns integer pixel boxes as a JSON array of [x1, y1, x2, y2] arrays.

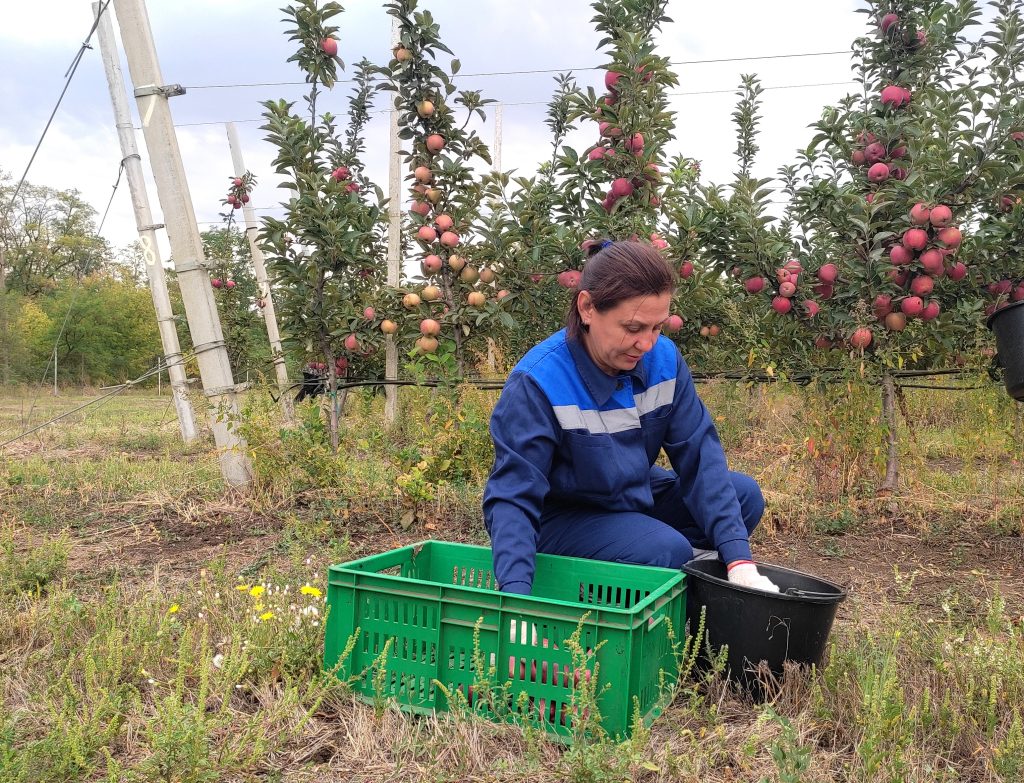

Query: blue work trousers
[[537, 467, 764, 569]]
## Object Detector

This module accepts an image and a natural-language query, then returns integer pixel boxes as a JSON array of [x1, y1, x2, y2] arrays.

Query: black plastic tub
[[681, 560, 846, 690], [987, 300, 1024, 401]]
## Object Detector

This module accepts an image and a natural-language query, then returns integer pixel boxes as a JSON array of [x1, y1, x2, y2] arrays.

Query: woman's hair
[[565, 240, 677, 341]]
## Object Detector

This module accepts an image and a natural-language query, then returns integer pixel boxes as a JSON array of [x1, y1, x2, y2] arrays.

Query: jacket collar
[[566, 333, 649, 406]]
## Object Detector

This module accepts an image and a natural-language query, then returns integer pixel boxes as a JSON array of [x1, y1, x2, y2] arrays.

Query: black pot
[[681, 560, 846, 692], [987, 300, 1024, 401]]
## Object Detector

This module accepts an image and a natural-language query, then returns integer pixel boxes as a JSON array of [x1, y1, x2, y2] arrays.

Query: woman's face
[[577, 290, 672, 376]]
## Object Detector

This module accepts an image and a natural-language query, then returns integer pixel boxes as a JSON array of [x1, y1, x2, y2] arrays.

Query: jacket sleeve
[[483, 372, 559, 594], [661, 352, 753, 564]]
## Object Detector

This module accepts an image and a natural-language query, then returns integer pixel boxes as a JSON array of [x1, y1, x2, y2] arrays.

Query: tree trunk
[[322, 339, 339, 454], [439, 272, 465, 378], [879, 374, 899, 494]]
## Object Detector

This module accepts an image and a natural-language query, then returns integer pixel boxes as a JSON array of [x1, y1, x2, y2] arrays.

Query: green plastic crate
[[324, 540, 686, 740]]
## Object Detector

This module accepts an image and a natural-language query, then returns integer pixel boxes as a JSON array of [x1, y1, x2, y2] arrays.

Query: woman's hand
[[726, 560, 779, 593]]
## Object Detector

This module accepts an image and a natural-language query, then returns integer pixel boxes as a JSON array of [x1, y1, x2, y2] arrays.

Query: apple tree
[[259, 0, 388, 451], [380, 0, 501, 379], [771, 0, 1024, 490]]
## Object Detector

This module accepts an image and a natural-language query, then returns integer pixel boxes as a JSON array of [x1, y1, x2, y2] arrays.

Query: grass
[[1, 380, 1022, 781]]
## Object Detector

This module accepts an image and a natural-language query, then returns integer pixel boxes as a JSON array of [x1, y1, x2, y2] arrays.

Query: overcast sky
[[1, 0, 868, 256]]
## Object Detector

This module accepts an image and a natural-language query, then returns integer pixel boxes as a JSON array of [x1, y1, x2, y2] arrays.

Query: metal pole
[[94, 1, 198, 442], [53, 346, 58, 396], [112, 0, 252, 488], [384, 15, 402, 427], [224, 122, 293, 422]]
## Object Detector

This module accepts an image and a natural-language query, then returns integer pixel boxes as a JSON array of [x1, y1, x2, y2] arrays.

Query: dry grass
[[1, 383, 1023, 782]]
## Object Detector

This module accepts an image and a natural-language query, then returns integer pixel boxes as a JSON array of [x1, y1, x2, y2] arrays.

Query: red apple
[[225, 280, 236, 289], [920, 301, 940, 321], [363, 306, 375, 320], [605, 70, 623, 91], [413, 166, 433, 184], [466, 291, 486, 307], [679, 261, 694, 279], [321, 38, 338, 57], [744, 276, 765, 293], [889, 268, 910, 287], [901, 296, 924, 317], [440, 231, 460, 247], [889, 245, 912, 265], [344, 334, 359, 351], [873, 294, 893, 320], [421, 285, 441, 301], [779, 281, 797, 298], [880, 13, 899, 32], [937, 226, 962, 247], [910, 275, 934, 297], [434, 214, 454, 232], [868, 162, 890, 182], [881, 84, 908, 107], [947, 262, 967, 281], [419, 318, 441, 336], [929, 204, 953, 227], [772, 296, 792, 314], [425, 134, 446, 153], [865, 142, 886, 163], [611, 178, 634, 198], [417, 225, 437, 243], [817, 264, 838, 284], [211, 278, 222, 289], [380, 319, 398, 334], [625, 133, 644, 154], [850, 328, 873, 349], [919, 249, 944, 275], [902, 228, 929, 251], [663, 314, 684, 333], [802, 300, 820, 317]]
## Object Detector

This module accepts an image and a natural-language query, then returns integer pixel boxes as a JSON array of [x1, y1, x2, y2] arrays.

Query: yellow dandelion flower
[[235, 584, 251, 592], [249, 585, 265, 598], [300, 585, 322, 598], [167, 604, 179, 614], [260, 611, 275, 621]]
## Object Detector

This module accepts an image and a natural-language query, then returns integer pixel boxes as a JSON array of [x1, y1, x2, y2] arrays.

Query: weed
[[0, 523, 69, 595]]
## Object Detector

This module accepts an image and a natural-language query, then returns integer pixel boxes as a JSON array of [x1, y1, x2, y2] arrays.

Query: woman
[[483, 240, 778, 594]]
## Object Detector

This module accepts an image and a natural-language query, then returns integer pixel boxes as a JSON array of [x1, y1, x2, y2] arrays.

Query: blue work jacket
[[483, 329, 752, 593]]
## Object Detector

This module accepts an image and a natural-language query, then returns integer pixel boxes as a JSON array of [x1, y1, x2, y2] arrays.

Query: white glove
[[727, 561, 780, 593]]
